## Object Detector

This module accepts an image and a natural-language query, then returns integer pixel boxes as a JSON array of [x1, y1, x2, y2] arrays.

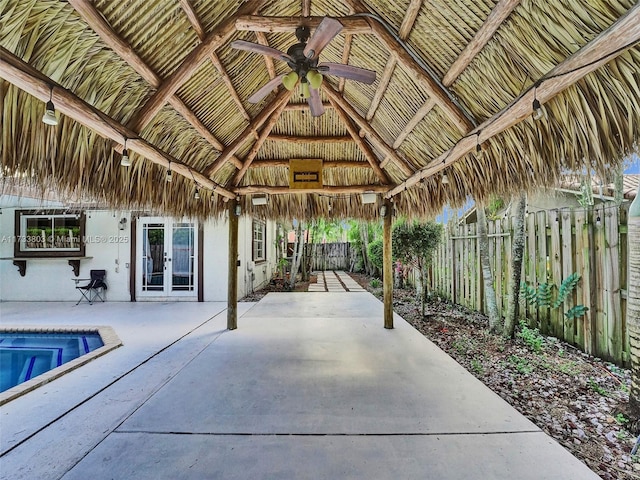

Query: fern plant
[[520, 273, 588, 320]]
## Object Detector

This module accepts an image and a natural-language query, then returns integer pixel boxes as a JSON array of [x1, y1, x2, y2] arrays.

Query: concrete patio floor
[[0, 292, 598, 479]]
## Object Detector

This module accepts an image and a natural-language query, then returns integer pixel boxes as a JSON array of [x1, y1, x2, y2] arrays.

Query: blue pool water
[[0, 332, 104, 393]]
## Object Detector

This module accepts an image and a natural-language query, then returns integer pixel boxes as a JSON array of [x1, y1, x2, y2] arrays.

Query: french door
[[137, 217, 198, 298]]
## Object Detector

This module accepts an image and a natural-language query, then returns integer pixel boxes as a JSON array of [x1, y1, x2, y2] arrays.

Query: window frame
[[252, 219, 266, 264], [14, 210, 86, 258]]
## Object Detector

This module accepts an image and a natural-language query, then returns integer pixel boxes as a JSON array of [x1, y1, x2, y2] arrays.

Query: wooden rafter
[[250, 160, 370, 168], [284, 102, 331, 111], [0, 48, 235, 199], [179, 0, 251, 121], [203, 88, 291, 177], [235, 16, 372, 34], [129, 0, 265, 134], [366, 0, 422, 120], [338, 33, 353, 93], [67, 0, 242, 168], [386, 3, 640, 198], [392, 97, 436, 149], [328, 96, 391, 186], [231, 90, 294, 186], [345, 0, 473, 133], [302, 0, 311, 17], [266, 135, 353, 144], [236, 185, 389, 195], [324, 84, 414, 177], [255, 32, 277, 79], [443, 0, 521, 87]]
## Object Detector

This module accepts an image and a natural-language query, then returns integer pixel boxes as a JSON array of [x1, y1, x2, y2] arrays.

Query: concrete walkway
[[0, 293, 597, 479], [307, 270, 366, 292]]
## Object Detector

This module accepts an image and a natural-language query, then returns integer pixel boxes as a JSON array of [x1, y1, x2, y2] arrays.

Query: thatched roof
[[1, 0, 639, 220]]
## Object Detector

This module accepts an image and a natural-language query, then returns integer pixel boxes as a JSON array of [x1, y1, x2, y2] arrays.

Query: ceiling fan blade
[[303, 17, 343, 60], [307, 87, 324, 117], [318, 63, 377, 84], [248, 75, 284, 103], [230, 40, 292, 62]]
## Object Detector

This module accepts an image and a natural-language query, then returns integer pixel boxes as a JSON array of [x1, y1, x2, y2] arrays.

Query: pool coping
[[0, 325, 123, 406]]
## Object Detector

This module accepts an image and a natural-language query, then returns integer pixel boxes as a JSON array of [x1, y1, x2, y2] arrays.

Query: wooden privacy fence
[[430, 204, 630, 366], [304, 242, 355, 271]]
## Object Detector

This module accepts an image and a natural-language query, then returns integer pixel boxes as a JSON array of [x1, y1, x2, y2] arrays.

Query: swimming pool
[[0, 326, 122, 405]]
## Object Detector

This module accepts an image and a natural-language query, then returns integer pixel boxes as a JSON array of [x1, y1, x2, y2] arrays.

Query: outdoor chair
[[74, 269, 107, 305]]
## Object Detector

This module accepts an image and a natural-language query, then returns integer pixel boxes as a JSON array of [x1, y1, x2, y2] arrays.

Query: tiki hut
[[1, 0, 639, 221]]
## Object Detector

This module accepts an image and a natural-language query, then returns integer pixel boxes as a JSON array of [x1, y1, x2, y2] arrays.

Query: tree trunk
[[503, 193, 527, 338], [289, 223, 304, 290], [360, 221, 372, 275], [477, 202, 501, 332], [627, 186, 640, 422], [420, 262, 428, 318]]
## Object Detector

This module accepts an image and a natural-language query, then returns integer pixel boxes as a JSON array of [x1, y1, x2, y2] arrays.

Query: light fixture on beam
[[532, 81, 546, 121], [42, 86, 58, 126], [194, 188, 200, 200], [120, 137, 131, 167], [441, 174, 450, 185], [166, 162, 172, 182], [380, 205, 387, 217], [235, 197, 242, 216], [252, 196, 268, 206], [361, 192, 377, 204]]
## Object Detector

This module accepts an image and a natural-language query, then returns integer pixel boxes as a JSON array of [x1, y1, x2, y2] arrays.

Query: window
[[14, 210, 85, 257], [252, 220, 266, 263]]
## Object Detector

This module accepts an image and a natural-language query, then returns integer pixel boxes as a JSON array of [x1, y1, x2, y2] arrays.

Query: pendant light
[[42, 87, 58, 126]]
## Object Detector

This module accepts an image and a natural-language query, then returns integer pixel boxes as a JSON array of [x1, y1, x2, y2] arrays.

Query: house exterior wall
[[0, 196, 276, 302]]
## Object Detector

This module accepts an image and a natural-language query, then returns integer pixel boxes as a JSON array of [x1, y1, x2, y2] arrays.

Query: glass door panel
[[171, 223, 195, 292], [142, 223, 165, 292]]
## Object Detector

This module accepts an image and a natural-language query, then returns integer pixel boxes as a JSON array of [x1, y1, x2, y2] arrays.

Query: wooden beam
[[0, 48, 235, 200], [266, 135, 353, 144], [204, 88, 291, 177], [386, 3, 640, 198], [69, 0, 243, 168], [255, 32, 277, 79], [392, 97, 436, 149], [235, 15, 372, 34], [383, 198, 393, 328], [443, 0, 521, 86], [328, 96, 391, 185], [250, 159, 371, 168], [284, 102, 331, 111], [398, 0, 423, 39], [324, 83, 414, 176], [227, 198, 239, 330], [232, 90, 293, 186], [338, 33, 353, 92], [345, 0, 474, 133], [235, 185, 389, 195], [178, 0, 206, 38], [366, 55, 396, 120], [302, 0, 311, 18], [130, 0, 265, 133]]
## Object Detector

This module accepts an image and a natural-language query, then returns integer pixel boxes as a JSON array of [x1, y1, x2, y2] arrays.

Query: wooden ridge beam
[[386, 3, 640, 198], [266, 135, 353, 144], [232, 90, 294, 186], [302, 0, 311, 17], [130, 0, 265, 133], [367, 0, 422, 120], [345, 0, 473, 133], [0, 48, 234, 199], [236, 184, 389, 195], [255, 32, 277, 79], [235, 16, 372, 34], [250, 159, 371, 168], [328, 96, 391, 185], [324, 83, 414, 177], [204, 88, 291, 177], [69, 0, 243, 168], [443, 0, 521, 86]]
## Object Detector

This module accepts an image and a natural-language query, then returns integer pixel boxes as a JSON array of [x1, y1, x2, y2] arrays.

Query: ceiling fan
[[230, 17, 377, 116]]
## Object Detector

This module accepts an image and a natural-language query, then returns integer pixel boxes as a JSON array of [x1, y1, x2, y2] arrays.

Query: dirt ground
[[243, 271, 640, 479]]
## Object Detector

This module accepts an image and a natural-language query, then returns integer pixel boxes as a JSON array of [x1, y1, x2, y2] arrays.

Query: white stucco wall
[[0, 197, 276, 302]]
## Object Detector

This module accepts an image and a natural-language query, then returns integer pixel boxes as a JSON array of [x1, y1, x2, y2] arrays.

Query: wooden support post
[[227, 199, 239, 330], [383, 200, 393, 329]]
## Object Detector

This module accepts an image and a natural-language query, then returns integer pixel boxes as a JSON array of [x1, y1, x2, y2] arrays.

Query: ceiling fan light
[[42, 100, 58, 126], [307, 70, 323, 89], [282, 71, 299, 91], [301, 81, 310, 99]]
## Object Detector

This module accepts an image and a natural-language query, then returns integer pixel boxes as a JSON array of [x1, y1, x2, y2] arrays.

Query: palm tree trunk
[[627, 186, 640, 421], [477, 202, 501, 332], [504, 193, 527, 338], [289, 223, 304, 290]]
